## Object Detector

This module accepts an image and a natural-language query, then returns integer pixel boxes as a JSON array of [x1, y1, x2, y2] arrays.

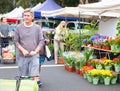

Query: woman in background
[[0, 17, 11, 47], [54, 21, 67, 64]]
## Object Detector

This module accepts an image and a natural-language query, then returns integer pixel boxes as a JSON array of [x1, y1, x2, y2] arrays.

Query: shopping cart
[[0, 37, 16, 64]]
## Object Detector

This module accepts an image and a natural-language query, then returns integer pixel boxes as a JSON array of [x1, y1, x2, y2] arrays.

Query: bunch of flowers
[[99, 70, 113, 78], [91, 59, 104, 67], [82, 38, 92, 46], [87, 69, 100, 78], [87, 69, 117, 78], [75, 59, 80, 69], [82, 65, 94, 73], [103, 59, 114, 66], [108, 37, 120, 45], [112, 57, 120, 65], [108, 37, 120, 52]]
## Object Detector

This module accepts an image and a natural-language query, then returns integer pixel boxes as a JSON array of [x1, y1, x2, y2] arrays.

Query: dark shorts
[[39, 56, 46, 65]]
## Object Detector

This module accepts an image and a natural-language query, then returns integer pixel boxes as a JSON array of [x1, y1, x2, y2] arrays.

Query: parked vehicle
[[34, 19, 57, 33], [66, 21, 90, 33]]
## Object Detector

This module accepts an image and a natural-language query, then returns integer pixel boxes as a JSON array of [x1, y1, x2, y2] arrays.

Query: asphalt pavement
[[0, 60, 120, 91]]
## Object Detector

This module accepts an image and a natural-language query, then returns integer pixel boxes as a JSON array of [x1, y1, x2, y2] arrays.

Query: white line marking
[[0, 66, 18, 69], [0, 64, 64, 69], [41, 64, 64, 67]]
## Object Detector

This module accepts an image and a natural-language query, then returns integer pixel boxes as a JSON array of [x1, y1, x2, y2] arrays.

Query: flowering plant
[[82, 66, 94, 72], [103, 59, 113, 66], [100, 70, 113, 78], [91, 59, 104, 67], [87, 69, 100, 78], [75, 59, 80, 69], [104, 40, 110, 46], [112, 57, 120, 65], [108, 37, 120, 52]]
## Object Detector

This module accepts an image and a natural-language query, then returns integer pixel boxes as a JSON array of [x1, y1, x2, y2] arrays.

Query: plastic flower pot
[[96, 64, 102, 70], [114, 64, 120, 72], [104, 65, 112, 70], [92, 77, 99, 85], [75, 68, 80, 74], [111, 77, 117, 84], [104, 77, 111, 85]]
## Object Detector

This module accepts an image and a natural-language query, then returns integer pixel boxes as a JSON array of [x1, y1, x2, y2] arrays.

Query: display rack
[[83, 46, 119, 59]]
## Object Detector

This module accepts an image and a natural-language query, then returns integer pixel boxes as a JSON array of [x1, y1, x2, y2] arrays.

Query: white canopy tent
[[31, 3, 41, 11], [41, 0, 120, 37], [41, 0, 120, 18], [79, 0, 120, 12], [4, 6, 24, 18]]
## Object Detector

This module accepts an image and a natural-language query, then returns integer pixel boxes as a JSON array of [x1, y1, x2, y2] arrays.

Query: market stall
[[43, 0, 120, 85]]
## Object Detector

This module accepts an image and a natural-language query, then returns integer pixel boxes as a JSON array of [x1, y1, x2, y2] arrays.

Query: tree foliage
[[0, 0, 99, 13]]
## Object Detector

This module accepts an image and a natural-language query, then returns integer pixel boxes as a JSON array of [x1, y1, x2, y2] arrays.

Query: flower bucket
[[67, 66, 75, 72], [99, 77, 104, 84], [104, 65, 112, 70], [75, 68, 80, 74], [105, 46, 111, 50], [111, 77, 117, 85], [104, 77, 111, 85], [86, 74, 92, 83], [96, 64, 102, 70], [92, 77, 99, 85], [83, 72, 87, 79], [59, 57, 64, 64], [64, 64, 67, 70], [114, 65, 120, 72], [79, 70, 83, 76]]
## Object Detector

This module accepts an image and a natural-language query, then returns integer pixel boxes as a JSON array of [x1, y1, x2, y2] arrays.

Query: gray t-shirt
[[14, 23, 44, 56], [0, 24, 10, 37]]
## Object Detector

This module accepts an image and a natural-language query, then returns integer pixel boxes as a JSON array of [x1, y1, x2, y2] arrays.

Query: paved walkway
[[39, 61, 120, 91], [0, 60, 120, 91]]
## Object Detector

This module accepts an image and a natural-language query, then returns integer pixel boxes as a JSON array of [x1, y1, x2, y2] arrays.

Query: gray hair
[[24, 8, 34, 17]]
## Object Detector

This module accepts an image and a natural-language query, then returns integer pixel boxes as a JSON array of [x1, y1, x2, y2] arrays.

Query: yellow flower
[[104, 60, 113, 66]]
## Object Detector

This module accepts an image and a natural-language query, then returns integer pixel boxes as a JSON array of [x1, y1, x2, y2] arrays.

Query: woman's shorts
[[39, 56, 45, 65]]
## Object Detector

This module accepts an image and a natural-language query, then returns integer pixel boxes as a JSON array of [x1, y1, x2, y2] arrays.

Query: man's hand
[[22, 49, 29, 56], [29, 51, 37, 56]]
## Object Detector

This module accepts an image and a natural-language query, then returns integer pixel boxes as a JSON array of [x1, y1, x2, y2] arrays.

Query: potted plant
[[103, 59, 113, 70], [116, 19, 120, 37], [64, 56, 75, 72], [88, 69, 100, 85], [112, 57, 120, 72], [75, 59, 80, 74], [83, 48, 94, 66], [111, 71, 118, 84], [58, 48, 64, 64], [103, 40, 111, 50], [62, 31, 81, 51], [109, 37, 120, 53], [100, 70, 113, 85]]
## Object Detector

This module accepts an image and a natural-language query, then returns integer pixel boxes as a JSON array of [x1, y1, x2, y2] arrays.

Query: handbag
[[45, 45, 52, 61]]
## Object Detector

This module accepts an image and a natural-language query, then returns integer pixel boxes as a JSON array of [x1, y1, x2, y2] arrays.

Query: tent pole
[[78, 10, 82, 51]]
